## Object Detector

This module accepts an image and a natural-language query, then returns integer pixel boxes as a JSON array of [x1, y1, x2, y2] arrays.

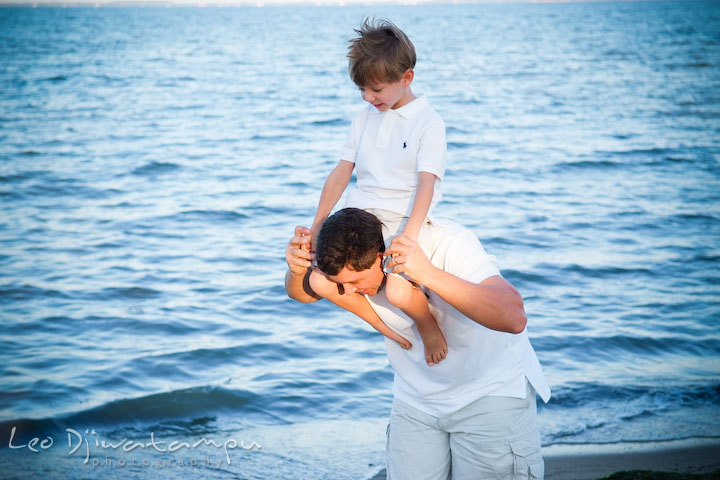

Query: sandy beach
[[544, 439, 720, 480], [369, 439, 720, 480]]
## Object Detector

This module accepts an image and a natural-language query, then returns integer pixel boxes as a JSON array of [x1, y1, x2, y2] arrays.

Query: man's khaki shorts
[[386, 382, 544, 480]]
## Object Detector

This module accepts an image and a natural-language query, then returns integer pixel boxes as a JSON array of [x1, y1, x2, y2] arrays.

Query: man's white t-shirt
[[366, 219, 551, 417], [340, 94, 446, 218]]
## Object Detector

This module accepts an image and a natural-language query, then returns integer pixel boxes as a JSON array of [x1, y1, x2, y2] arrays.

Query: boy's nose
[[343, 284, 357, 295], [362, 91, 374, 103]]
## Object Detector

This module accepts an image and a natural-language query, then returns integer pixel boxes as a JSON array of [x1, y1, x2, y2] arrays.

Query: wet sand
[[544, 439, 720, 480]]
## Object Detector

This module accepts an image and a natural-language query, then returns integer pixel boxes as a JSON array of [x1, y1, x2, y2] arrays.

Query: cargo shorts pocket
[[510, 437, 544, 480]]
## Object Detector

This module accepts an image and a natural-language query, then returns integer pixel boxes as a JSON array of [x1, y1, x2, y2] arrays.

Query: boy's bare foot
[[419, 323, 447, 366]]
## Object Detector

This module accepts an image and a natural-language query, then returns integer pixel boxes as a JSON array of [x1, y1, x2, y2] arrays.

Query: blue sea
[[1, 1, 719, 478]]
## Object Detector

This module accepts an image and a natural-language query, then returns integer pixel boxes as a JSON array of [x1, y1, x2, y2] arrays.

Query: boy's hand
[[286, 226, 314, 275], [309, 223, 323, 254], [385, 234, 437, 286]]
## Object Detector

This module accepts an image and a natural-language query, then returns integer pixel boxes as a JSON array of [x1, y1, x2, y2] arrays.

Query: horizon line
[[0, 0, 680, 7]]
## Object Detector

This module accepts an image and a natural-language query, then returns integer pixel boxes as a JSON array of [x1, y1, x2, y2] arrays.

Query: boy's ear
[[401, 68, 414, 87]]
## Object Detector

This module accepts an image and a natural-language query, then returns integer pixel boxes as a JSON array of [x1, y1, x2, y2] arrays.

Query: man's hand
[[286, 226, 314, 275], [385, 234, 438, 286], [390, 233, 527, 334]]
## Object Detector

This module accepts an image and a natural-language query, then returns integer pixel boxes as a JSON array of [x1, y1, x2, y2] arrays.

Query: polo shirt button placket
[[376, 111, 398, 150]]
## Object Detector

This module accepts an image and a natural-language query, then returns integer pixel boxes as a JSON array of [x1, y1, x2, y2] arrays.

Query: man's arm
[[385, 235, 527, 334], [285, 226, 322, 303]]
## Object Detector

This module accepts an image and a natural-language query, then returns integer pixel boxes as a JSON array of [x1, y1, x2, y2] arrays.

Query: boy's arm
[[285, 226, 322, 303], [402, 171, 437, 240], [311, 160, 355, 246]]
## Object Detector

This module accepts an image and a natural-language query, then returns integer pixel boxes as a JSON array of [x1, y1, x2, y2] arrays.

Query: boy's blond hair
[[348, 18, 416, 88]]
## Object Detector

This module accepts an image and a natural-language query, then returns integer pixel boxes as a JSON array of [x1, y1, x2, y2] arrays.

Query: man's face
[[326, 254, 385, 296]]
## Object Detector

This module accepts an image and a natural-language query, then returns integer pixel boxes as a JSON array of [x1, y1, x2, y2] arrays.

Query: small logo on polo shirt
[[402, 142, 407, 149]]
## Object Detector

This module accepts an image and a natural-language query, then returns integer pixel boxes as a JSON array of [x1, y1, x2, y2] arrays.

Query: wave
[[552, 159, 622, 170], [535, 334, 719, 357], [553, 147, 715, 170], [131, 161, 181, 176], [0, 284, 70, 303], [540, 382, 720, 444], [541, 382, 720, 410], [308, 118, 345, 127], [501, 269, 552, 287], [156, 209, 250, 225], [0, 362, 394, 446], [96, 286, 163, 300], [13, 180, 112, 200], [560, 263, 654, 277], [447, 141, 477, 150], [0, 386, 261, 446], [41, 75, 68, 83]]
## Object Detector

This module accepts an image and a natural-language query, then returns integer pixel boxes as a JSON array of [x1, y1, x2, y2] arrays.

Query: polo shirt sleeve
[[340, 109, 368, 163], [416, 120, 446, 181]]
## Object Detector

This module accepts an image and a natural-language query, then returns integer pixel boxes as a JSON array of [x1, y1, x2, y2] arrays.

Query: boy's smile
[[359, 69, 415, 112]]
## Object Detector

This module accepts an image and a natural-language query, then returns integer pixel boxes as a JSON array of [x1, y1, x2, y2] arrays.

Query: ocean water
[[1, 1, 719, 478]]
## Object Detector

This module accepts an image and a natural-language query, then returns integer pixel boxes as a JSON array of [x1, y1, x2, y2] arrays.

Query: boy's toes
[[426, 353, 441, 366]]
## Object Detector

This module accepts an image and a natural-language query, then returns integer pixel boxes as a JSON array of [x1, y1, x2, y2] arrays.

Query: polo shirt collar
[[372, 94, 428, 119], [394, 94, 428, 119]]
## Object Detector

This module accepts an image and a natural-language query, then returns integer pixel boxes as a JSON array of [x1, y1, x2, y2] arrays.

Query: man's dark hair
[[316, 208, 385, 276]]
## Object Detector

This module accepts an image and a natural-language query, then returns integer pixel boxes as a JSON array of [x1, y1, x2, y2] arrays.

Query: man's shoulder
[[431, 218, 475, 241], [429, 218, 497, 276]]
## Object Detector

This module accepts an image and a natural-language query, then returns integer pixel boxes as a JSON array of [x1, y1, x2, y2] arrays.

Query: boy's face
[[359, 69, 414, 112], [326, 254, 385, 296]]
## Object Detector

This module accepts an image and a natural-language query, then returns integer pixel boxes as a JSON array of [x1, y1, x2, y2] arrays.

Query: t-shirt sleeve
[[416, 120, 446, 181], [442, 225, 500, 284]]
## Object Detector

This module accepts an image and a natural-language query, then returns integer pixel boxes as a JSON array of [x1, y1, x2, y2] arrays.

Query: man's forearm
[[423, 269, 527, 334], [285, 269, 320, 303]]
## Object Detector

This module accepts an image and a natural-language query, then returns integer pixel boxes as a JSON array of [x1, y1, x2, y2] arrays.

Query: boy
[[308, 18, 448, 366]]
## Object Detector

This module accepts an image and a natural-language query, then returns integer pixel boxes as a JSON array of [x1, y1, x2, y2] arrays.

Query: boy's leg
[[386, 398, 451, 480], [308, 269, 412, 350], [384, 274, 447, 366]]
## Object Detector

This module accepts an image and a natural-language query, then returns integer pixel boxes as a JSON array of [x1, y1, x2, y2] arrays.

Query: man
[[285, 208, 550, 479]]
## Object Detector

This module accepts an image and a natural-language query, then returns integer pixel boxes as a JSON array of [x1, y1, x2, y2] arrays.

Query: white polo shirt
[[366, 219, 551, 417], [340, 94, 446, 218]]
